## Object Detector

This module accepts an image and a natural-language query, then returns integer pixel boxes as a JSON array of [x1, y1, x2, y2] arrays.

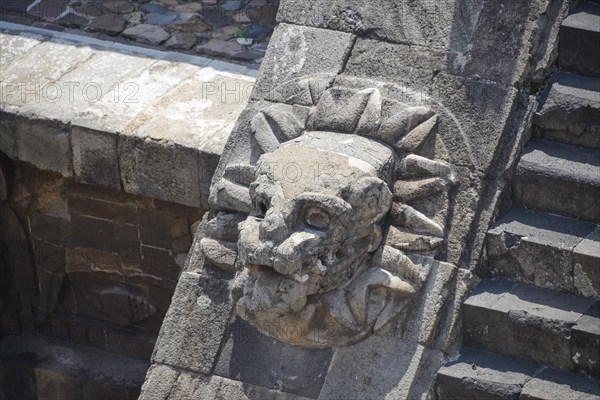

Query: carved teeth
[[293, 274, 309, 282]]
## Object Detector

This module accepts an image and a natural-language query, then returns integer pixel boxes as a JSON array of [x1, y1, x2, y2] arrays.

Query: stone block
[[140, 245, 181, 284], [319, 335, 441, 400], [118, 135, 202, 208], [214, 318, 333, 399], [559, 2, 600, 78], [571, 302, 600, 379], [486, 208, 596, 294], [0, 32, 44, 71], [533, 72, 600, 149], [1, 40, 94, 107], [463, 279, 596, 370], [251, 23, 355, 100], [139, 364, 180, 400], [152, 272, 234, 374], [514, 139, 600, 222], [435, 346, 538, 400], [521, 367, 600, 400], [574, 227, 600, 299], [124, 68, 254, 207], [63, 215, 116, 252], [15, 117, 72, 177], [71, 125, 120, 189]]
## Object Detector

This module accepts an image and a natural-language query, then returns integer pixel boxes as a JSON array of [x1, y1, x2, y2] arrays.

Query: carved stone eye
[[304, 206, 330, 230]]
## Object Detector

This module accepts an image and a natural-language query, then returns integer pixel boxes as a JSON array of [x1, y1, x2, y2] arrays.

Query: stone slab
[[15, 116, 72, 177], [319, 335, 443, 400], [1, 39, 95, 107], [214, 318, 333, 399], [152, 272, 234, 375], [559, 2, 600, 78], [0, 32, 44, 67], [71, 125, 120, 189], [571, 302, 600, 379], [521, 367, 600, 400], [486, 208, 596, 294], [464, 279, 596, 370], [514, 139, 600, 222], [534, 72, 600, 149], [251, 23, 355, 100], [435, 346, 538, 400], [574, 227, 600, 299]]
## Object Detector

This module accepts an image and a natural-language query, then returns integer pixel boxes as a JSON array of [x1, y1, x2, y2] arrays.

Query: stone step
[[463, 279, 599, 377], [0, 334, 149, 399], [513, 139, 600, 222], [486, 208, 599, 298], [533, 72, 600, 149], [435, 346, 600, 400], [559, 2, 600, 78]]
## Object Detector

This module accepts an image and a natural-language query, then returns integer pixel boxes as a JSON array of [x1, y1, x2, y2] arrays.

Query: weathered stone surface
[[320, 335, 444, 400], [435, 346, 538, 400], [71, 125, 120, 189], [214, 318, 333, 399], [142, 364, 313, 400], [146, 12, 181, 26], [89, 14, 128, 35], [514, 139, 600, 222], [53, 11, 89, 28], [0, 32, 44, 71], [571, 302, 600, 379], [0, 334, 148, 399], [123, 24, 171, 45], [278, 0, 565, 86], [118, 135, 202, 208], [197, 38, 244, 57], [534, 72, 600, 149], [463, 279, 596, 370], [0, 111, 17, 159], [559, 2, 600, 78], [521, 367, 600, 400], [574, 228, 600, 299], [15, 117, 72, 177], [152, 272, 234, 374], [251, 24, 355, 100], [169, 14, 211, 32], [486, 208, 596, 294], [27, 0, 69, 21]]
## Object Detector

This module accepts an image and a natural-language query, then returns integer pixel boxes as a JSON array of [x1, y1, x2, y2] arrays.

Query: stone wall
[[0, 158, 204, 360], [141, 0, 571, 399]]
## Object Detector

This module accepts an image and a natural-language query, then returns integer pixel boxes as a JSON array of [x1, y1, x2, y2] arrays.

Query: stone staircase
[[435, 2, 600, 399]]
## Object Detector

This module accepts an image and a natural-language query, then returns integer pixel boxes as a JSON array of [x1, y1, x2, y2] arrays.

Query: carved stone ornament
[[205, 76, 460, 348]]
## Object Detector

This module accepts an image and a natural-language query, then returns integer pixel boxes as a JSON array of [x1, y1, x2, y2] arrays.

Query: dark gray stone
[[152, 272, 234, 374], [486, 208, 596, 294], [213, 318, 333, 399], [88, 14, 128, 35], [0, 334, 148, 399], [27, 0, 69, 21], [165, 32, 198, 50], [559, 2, 600, 78], [54, 11, 89, 27], [141, 3, 169, 13], [571, 302, 600, 379], [521, 366, 600, 400], [104, 0, 136, 14], [122, 24, 171, 45], [514, 139, 600, 222], [71, 125, 120, 190], [146, 12, 180, 26], [574, 227, 600, 299], [435, 346, 538, 400], [534, 72, 600, 149], [243, 23, 273, 40], [463, 279, 595, 370], [201, 7, 233, 28], [319, 336, 442, 400], [222, 0, 242, 11]]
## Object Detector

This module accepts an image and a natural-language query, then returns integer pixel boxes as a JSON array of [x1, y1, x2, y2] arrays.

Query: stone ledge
[[0, 22, 256, 208]]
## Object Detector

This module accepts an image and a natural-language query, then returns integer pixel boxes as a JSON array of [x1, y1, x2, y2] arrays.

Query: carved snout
[[272, 231, 318, 275]]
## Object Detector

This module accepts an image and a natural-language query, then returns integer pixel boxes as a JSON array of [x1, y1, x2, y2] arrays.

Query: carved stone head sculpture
[[209, 79, 457, 348]]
